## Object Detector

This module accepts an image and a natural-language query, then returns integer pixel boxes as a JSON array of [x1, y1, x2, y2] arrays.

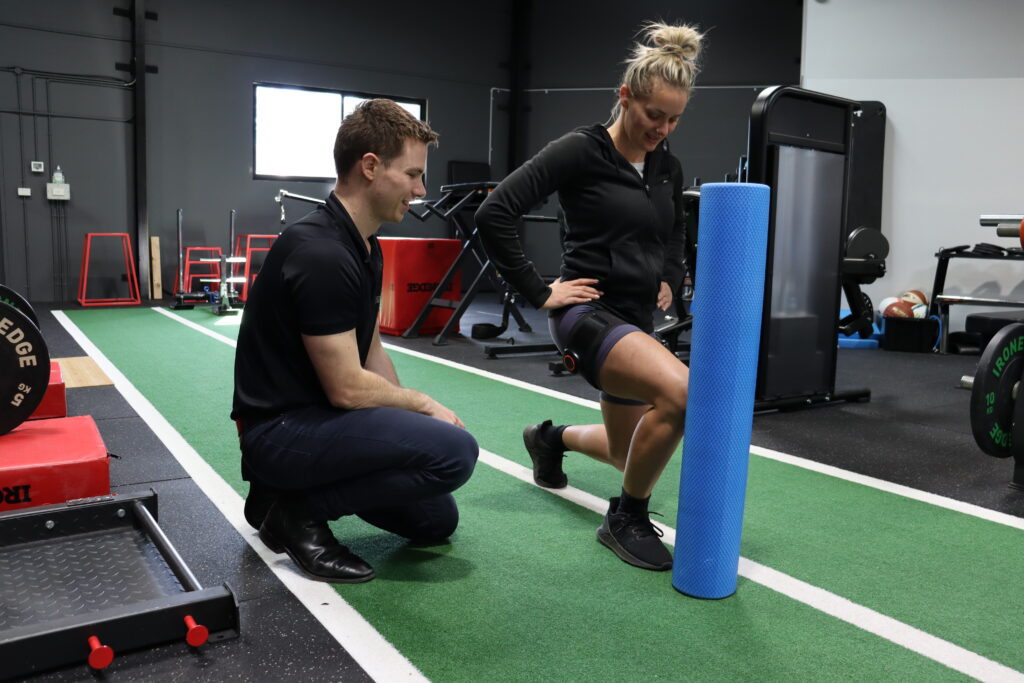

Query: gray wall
[[0, 0, 802, 304], [503, 0, 802, 276], [802, 0, 1024, 330], [0, 0, 511, 302]]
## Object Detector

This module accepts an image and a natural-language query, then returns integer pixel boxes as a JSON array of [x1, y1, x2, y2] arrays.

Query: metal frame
[[0, 490, 239, 678]]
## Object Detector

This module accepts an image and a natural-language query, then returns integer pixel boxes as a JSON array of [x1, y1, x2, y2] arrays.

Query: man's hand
[[657, 281, 673, 311], [540, 277, 602, 310], [423, 396, 465, 428]]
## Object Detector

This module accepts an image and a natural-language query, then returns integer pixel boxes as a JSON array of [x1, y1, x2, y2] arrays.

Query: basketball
[[877, 296, 900, 315], [901, 289, 928, 307], [883, 300, 915, 318]]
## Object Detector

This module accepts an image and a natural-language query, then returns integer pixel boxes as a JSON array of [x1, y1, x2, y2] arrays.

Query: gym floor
[[12, 296, 1024, 681]]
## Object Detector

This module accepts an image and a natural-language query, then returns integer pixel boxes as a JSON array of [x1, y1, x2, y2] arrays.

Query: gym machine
[[171, 209, 245, 315], [929, 213, 1024, 353], [745, 86, 884, 410], [275, 185, 560, 353]]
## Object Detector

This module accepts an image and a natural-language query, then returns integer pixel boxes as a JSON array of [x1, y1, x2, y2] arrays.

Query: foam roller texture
[[673, 183, 769, 599]]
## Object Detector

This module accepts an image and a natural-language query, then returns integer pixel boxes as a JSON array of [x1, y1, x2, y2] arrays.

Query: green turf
[[62, 307, 1024, 680]]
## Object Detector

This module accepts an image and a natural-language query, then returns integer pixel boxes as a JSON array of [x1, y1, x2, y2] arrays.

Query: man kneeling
[[231, 100, 478, 583]]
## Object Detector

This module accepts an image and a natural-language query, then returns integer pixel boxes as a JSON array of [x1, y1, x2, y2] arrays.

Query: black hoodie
[[475, 123, 686, 331]]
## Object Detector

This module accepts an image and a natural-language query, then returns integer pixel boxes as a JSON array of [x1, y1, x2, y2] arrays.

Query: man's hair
[[333, 99, 438, 178]]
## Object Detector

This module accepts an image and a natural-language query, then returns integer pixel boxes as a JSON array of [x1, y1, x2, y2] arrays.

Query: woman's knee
[[651, 373, 689, 422]]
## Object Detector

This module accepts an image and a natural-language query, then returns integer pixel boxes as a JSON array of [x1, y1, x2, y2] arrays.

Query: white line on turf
[[152, 306, 238, 347], [53, 310, 426, 683], [152, 307, 1024, 680], [151, 306, 1024, 533], [478, 449, 1024, 683]]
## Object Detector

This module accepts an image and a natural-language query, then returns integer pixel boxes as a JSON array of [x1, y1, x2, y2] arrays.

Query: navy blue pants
[[241, 405, 479, 542]]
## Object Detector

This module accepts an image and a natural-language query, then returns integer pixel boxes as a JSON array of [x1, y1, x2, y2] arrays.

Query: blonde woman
[[476, 23, 701, 571]]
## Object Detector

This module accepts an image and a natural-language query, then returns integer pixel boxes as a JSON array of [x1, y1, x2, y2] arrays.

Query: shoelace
[[624, 510, 665, 539]]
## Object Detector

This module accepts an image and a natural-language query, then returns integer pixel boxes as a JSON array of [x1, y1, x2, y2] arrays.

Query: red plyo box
[[378, 237, 461, 336], [28, 361, 67, 420], [0, 415, 109, 512]]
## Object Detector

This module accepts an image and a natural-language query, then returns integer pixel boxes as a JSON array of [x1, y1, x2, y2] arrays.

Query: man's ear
[[359, 153, 380, 181]]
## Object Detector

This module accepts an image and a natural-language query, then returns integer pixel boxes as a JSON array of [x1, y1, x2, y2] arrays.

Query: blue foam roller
[[672, 183, 769, 599]]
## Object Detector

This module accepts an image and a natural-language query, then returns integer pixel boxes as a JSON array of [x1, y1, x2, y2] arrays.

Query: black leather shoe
[[259, 498, 375, 583], [244, 479, 281, 531]]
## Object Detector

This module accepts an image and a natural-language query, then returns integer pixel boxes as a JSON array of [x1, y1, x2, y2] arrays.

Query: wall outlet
[[17, 187, 31, 197], [30, 161, 44, 173], [46, 183, 70, 201]]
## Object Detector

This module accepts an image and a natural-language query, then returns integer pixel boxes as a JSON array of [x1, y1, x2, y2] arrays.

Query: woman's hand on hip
[[541, 278, 602, 310], [657, 281, 673, 311]]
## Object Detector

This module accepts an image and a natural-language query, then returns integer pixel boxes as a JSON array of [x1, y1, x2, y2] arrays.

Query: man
[[232, 99, 478, 583]]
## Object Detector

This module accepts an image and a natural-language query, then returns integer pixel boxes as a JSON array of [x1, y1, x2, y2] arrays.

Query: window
[[253, 83, 426, 181]]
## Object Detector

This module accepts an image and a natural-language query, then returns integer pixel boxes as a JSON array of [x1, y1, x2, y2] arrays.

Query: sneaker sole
[[522, 425, 568, 489], [596, 526, 672, 571]]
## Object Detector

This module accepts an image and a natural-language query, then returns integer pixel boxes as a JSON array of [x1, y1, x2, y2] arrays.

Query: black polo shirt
[[231, 193, 383, 423]]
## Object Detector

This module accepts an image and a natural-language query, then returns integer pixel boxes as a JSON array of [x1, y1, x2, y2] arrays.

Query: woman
[[475, 22, 701, 571]]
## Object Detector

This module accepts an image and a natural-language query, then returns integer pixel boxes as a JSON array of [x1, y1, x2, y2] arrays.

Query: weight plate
[[0, 284, 39, 329], [970, 322, 1024, 457], [0, 301, 50, 436], [846, 226, 890, 260]]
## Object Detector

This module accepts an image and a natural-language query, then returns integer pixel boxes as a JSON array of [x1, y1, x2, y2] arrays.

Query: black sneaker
[[523, 420, 567, 488], [596, 497, 672, 570]]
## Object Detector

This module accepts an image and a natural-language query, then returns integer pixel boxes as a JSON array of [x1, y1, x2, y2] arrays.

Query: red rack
[[76, 233, 141, 307]]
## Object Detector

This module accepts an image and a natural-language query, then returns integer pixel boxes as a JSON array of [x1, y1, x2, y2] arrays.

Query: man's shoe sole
[[522, 424, 568, 489], [596, 525, 672, 571], [259, 526, 376, 584]]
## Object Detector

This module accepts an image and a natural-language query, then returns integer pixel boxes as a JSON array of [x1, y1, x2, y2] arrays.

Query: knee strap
[[562, 309, 624, 388]]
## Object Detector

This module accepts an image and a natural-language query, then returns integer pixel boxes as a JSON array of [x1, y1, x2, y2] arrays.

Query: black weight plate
[[0, 301, 50, 436], [0, 284, 39, 329], [970, 323, 1024, 457], [846, 226, 890, 260]]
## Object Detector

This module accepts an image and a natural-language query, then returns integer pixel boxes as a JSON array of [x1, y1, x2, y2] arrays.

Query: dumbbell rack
[[0, 490, 239, 678]]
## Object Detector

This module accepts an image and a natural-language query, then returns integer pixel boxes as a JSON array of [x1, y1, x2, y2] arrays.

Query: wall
[[0, 0, 804, 304], [503, 0, 804, 276], [0, 0, 511, 302], [802, 0, 1024, 330]]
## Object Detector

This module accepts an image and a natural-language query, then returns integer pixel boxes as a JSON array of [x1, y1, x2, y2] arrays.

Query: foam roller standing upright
[[673, 182, 770, 599]]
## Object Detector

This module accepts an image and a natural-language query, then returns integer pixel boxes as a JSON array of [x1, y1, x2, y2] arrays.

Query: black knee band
[[562, 309, 625, 389]]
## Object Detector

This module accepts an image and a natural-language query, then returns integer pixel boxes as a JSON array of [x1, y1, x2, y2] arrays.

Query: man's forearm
[[365, 343, 400, 385], [333, 367, 431, 414]]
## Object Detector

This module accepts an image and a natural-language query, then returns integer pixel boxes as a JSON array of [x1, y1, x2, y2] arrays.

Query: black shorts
[[548, 303, 647, 406]]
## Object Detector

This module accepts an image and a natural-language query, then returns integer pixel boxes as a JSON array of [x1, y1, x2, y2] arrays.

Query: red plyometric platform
[[379, 237, 461, 336], [27, 361, 67, 421], [0, 415, 109, 512]]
